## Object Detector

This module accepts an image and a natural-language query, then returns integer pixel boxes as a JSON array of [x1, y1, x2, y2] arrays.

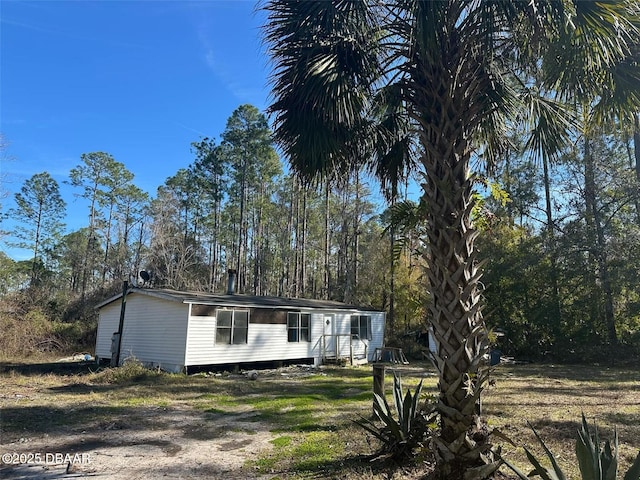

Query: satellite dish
[[139, 271, 150, 285]]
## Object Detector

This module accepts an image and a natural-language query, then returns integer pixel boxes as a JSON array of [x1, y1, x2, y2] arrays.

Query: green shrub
[[505, 413, 640, 480], [91, 358, 164, 384], [0, 288, 100, 358], [354, 374, 436, 460]]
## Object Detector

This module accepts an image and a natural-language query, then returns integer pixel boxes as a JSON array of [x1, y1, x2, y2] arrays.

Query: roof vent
[[227, 269, 237, 295]]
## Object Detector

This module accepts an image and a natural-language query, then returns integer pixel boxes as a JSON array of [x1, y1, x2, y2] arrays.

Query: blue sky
[[1, 0, 272, 259]]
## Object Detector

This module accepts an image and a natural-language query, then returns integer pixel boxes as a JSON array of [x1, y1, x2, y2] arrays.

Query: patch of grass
[[201, 407, 227, 414], [119, 397, 150, 406], [251, 431, 343, 475], [2, 360, 639, 479], [291, 431, 342, 472], [483, 364, 640, 478], [271, 435, 293, 448], [193, 394, 241, 409], [90, 360, 164, 384]]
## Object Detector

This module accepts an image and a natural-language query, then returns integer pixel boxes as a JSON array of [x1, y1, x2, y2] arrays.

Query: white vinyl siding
[[365, 311, 385, 361], [95, 293, 188, 372], [185, 311, 322, 366], [95, 303, 121, 360], [200, 310, 387, 364], [96, 290, 386, 369]]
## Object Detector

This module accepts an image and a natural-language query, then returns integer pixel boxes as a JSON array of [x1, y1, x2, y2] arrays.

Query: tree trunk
[[389, 225, 395, 332], [352, 173, 360, 301], [31, 201, 43, 286], [132, 223, 142, 283], [584, 136, 618, 346], [101, 201, 115, 286], [293, 179, 301, 297], [594, 217, 617, 346], [634, 113, 640, 226], [300, 186, 307, 296], [210, 200, 220, 292], [81, 181, 100, 299], [324, 180, 330, 300], [541, 156, 563, 346], [236, 154, 248, 294], [415, 72, 495, 478]]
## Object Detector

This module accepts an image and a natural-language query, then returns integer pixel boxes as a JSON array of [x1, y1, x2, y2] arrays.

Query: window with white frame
[[287, 312, 311, 342], [216, 309, 249, 344], [350, 315, 371, 340]]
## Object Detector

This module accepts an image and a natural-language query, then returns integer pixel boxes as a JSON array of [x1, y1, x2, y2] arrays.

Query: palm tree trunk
[[415, 81, 494, 479], [422, 144, 490, 477]]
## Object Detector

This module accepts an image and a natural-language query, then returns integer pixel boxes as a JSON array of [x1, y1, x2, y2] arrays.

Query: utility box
[[110, 332, 120, 367]]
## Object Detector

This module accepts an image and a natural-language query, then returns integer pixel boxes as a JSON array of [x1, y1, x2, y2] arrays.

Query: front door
[[323, 314, 336, 359]]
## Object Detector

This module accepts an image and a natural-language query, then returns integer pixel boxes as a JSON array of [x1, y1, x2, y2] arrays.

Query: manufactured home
[[95, 287, 386, 373]]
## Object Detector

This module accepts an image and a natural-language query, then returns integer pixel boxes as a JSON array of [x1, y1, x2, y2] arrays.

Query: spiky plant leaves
[[463, 460, 503, 480], [623, 452, 640, 480], [354, 375, 431, 459], [373, 392, 404, 441], [527, 421, 568, 480], [393, 374, 405, 427], [603, 437, 619, 480], [502, 457, 535, 480], [264, 0, 640, 474], [522, 445, 565, 480], [576, 413, 621, 480], [505, 415, 640, 480], [577, 414, 600, 480]]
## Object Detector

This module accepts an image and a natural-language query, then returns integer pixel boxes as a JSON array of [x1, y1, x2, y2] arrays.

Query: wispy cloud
[[194, 11, 269, 108], [1, 16, 149, 50], [174, 122, 207, 137]]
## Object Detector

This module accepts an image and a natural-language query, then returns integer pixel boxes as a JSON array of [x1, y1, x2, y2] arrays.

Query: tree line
[[1, 104, 638, 364]]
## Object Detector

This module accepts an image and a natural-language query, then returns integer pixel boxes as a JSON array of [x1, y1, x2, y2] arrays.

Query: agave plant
[[355, 374, 435, 459], [263, 1, 640, 476], [504, 413, 640, 480]]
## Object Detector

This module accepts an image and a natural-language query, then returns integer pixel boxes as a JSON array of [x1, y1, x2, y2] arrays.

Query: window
[[216, 309, 249, 345], [287, 312, 311, 342], [351, 315, 371, 340]]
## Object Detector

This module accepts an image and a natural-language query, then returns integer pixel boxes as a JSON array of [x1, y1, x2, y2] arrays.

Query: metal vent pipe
[[227, 269, 237, 295]]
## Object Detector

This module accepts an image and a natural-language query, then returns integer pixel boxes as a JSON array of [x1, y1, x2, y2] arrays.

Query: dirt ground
[[1, 401, 277, 480], [1, 361, 436, 480]]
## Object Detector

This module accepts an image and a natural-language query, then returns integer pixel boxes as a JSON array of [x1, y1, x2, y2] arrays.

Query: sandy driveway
[[1, 404, 276, 479]]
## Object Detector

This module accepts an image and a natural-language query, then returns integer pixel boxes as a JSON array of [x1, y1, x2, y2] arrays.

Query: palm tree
[[262, 1, 639, 477]]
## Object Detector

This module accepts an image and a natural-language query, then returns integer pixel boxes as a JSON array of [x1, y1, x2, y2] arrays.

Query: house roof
[[96, 287, 381, 312]]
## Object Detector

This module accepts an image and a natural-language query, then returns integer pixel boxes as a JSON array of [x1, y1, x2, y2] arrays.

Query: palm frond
[[542, 0, 639, 104], [381, 199, 425, 236], [591, 43, 640, 125], [520, 88, 577, 164], [262, 0, 381, 181], [368, 82, 418, 199]]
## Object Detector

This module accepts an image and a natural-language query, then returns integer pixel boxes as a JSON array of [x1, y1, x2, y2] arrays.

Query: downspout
[[114, 281, 129, 366]]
